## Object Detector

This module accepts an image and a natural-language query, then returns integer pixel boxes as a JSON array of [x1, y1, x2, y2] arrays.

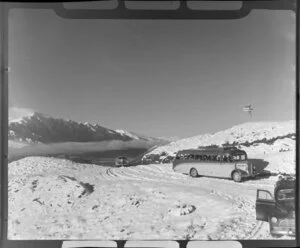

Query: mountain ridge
[[9, 112, 166, 144]]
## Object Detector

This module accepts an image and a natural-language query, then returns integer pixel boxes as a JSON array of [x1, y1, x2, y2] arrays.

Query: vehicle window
[[211, 155, 217, 161], [277, 189, 294, 201], [188, 154, 195, 160], [195, 155, 201, 160], [183, 154, 190, 160], [176, 154, 183, 160], [258, 190, 273, 200], [232, 155, 239, 161], [231, 154, 247, 161]]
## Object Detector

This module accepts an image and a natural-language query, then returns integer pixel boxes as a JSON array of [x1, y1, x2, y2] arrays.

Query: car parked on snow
[[142, 154, 161, 164], [256, 176, 295, 237], [161, 156, 175, 164], [114, 156, 129, 167]]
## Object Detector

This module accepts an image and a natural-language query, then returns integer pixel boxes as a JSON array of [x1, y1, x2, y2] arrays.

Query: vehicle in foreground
[[172, 146, 256, 182], [256, 176, 295, 237], [114, 156, 129, 167]]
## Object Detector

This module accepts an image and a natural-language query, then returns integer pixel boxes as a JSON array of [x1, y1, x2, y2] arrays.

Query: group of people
[[178, 153, 234, 162]]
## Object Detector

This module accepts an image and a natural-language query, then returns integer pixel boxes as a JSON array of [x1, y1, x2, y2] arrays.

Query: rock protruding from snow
[[168, 204, 196, 216]]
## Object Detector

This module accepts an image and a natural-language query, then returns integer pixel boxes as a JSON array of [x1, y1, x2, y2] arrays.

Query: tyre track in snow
[[249, 221, 265, 239], [66, 161, 274, 240], [110, 166, 188, 184], [98, 163, 273, 239], [8, 157, 285, 240], [100, 164, 274, 198], [124, 166, 186, 180], [112, 167, 165, 182], [104, 164, 274, 194], [102, 164, 269, 216]]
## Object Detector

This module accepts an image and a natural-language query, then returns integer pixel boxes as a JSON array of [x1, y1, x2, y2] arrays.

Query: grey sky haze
[[8, 7, 296, 138]]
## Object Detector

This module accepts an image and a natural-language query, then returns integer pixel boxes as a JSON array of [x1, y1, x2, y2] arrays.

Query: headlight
[[271, 217, 278, 223]]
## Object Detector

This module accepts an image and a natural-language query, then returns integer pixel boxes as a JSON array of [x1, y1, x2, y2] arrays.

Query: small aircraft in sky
[[243, 104, 254, 118]]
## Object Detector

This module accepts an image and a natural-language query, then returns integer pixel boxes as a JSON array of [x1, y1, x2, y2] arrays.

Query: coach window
[[212, 155, 217, 161], [177, 154, 184, 160], [188, 154, 195, 160], [183, 154, 190, 160]]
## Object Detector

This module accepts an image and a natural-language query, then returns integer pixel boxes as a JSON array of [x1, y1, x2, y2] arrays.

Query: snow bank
[[147, 121, 295, 156], [144, 121, 296, 175], [258, 151, 296, 175], [9, 156, 102, 177]]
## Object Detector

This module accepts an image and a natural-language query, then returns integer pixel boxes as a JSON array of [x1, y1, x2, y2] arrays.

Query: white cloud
[[9, 107, 34, 122]]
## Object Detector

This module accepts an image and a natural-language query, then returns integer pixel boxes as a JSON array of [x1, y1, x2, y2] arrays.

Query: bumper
[[271, 227, 295, 236], [115, 163, 129, 166], [270, 218, 295, 237]]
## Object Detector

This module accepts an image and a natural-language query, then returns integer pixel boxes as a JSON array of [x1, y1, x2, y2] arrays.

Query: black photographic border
[[0, 1, 298, 247]]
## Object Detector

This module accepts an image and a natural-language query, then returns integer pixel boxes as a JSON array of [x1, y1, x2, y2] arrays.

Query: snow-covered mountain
[[144, 120, 296, 160], [9, 112, 165, 144]]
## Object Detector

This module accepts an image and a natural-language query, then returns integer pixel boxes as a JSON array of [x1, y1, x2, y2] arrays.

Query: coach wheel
[[190, 168, 198, 178], [232, 171, 242, 182]]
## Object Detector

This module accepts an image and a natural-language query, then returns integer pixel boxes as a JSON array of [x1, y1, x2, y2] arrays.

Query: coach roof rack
[[180, 146, 241, 153]]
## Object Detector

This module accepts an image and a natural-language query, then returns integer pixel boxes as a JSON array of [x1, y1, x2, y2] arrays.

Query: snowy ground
[[8, 156, 295, 240]]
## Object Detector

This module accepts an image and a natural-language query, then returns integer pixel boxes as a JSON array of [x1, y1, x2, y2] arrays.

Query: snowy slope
[[146, 121, 295, 156], [144, 121, 296, 174]]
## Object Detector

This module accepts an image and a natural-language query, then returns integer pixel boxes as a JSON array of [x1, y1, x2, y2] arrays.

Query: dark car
[[161, 155, 175, 164], [256, 176, 295, 237], [114, 156, 129, 167]]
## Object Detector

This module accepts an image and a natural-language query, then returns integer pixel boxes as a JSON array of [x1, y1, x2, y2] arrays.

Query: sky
[[8, 4, 296, 138]]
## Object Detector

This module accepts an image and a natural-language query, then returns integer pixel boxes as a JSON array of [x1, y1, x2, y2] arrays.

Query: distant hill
[[143, 120, 296, 161], [9, 112, 166, 144]]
